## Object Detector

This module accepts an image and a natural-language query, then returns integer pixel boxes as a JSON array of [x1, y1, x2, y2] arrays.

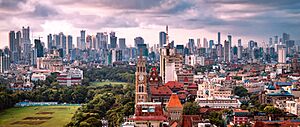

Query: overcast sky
[[0, 0, 300, 48]]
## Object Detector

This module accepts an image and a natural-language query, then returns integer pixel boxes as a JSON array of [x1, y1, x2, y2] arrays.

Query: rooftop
[[167, 93, 183, 108]]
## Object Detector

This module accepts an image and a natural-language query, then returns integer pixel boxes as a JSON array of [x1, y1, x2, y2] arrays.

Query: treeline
[[66, 84, 135, 127], [82, 66, 135, 83]]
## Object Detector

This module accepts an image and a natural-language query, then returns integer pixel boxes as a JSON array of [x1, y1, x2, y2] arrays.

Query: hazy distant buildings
[[134, 37, 144, 48], [110, 32, 117, 49], [224, 40, 230, 62], [118, 38, 126, 49], [34, 39, 44, 58], [0, 49, 10, 73], [218, 32, 221, 44], [159, 32, 166, 48], [22, 26, 31, 65], [80, 30, 86, 50], [47, 34, 53, 50]]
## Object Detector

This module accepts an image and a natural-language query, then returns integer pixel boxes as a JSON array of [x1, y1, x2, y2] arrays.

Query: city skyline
[[1, 0, 300, 48]]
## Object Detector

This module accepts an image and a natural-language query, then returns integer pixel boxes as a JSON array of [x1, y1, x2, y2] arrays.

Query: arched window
[[139, 84, 144, 92]]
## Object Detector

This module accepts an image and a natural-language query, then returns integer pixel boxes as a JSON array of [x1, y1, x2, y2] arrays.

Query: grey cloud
[[0, 0, 26, 10], [31, 4, 58, 17]]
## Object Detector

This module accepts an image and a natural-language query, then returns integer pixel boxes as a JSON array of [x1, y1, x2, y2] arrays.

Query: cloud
[[30, 3, 58, 17], [0, 0, 27, 10]]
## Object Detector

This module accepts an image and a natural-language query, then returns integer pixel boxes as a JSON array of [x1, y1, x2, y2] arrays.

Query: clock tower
[[135, 53, 148, 104]]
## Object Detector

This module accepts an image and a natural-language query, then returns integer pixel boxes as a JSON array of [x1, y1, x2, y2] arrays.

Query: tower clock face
[[139, 75, 144, 81]]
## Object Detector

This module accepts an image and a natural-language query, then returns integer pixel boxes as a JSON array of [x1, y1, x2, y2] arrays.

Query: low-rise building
[[127, 102, 168, 127], [57, 68, 83, 86]]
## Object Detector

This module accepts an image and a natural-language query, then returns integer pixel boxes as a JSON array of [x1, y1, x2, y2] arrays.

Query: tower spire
[[166, 25, 169, 45]]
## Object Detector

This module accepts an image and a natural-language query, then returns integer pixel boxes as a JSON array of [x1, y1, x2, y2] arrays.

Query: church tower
[[135, 51, 148, 104]]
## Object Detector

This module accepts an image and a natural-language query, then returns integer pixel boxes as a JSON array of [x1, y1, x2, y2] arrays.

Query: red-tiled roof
[[150, 86, 172, 95], [165, 81, 184, 89], [167, 93, 183, 108], [182, 115, 201, 127]]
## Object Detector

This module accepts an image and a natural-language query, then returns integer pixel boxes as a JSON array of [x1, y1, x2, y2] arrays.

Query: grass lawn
[[0, 105, 80, 127], [90, 81, 128, 87]]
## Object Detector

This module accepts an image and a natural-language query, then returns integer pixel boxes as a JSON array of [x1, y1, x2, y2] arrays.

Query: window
[[138, 85, 144, 92]]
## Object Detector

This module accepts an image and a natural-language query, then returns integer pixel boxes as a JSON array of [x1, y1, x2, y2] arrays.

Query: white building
[[278, 45, 286, 64], [196, 81, 240, 108], [165, 62, 176, 83], [285, 100, 300, 116], [57, 68, 83, 86]]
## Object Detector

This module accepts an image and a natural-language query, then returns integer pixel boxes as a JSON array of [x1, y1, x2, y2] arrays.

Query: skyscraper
[[237, 39, 243, 59], [218, 32, 221, 44], [274, 36, 278, 44], [118, 38, 126, 49], [110, 32, 117, 49], [15, 31, 21, 63], [159, 31, 166, 48], [22, 26, 31, 65], [224, 40, 230, 62], [269, 38, 272, 47], [47, 34, 53, 50], [67, 35, 72, 54], [34, 39, 44, 57], [282, 33, 290, 44], [0, 49, 10, 73], [9, 31, 15, 63], [278, 45, 286, 63], [209, 40, 214, 49], [134, 37, 144, 48], [9, 31, 15, 53], [80, 30, 86, 50]]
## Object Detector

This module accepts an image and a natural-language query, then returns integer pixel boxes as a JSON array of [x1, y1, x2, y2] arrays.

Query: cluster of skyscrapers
[[1, 26, 299, 73]]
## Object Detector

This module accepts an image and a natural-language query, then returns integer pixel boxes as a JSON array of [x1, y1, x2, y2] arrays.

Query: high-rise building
[[197, 38, 201, 48], [159, 32, 166, 48], [218, 32, 221, 44], [22, 26, 31, 65], [86, 35, 92, 49], [9, 31, 16, 63], [67, 35, 72, 55], [9, 31, 15, 53], [202, 38, 208, 49], [269, 38, 272, 47], [134, 37, 144, 48], [96, 32, 108, 50], [15, 31, 21, 64], [209, 40, 214, 49], [0, 49, 10, 73], [59, 33, 66, 57], [278, 45, 286, 64], [118, 38, 126, 49], [274, 36, 278, 44], [224, 40, 230, 62], [110, 32, 117, 49], [80, 30, 86, 50], [238, 39, 242, 47], [47, 34, 53, 50], [34, 39, 44, 57], [282, 33, 290, 44]]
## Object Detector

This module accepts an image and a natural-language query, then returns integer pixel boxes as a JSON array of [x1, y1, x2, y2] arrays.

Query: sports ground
[[0, 105, 80, 127]]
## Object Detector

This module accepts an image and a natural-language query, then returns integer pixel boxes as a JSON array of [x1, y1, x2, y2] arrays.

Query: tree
[[234, 86, 248, 97], [183, 102, 200, 115]]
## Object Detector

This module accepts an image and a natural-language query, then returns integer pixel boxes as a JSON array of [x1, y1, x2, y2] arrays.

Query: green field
[[90, 81, 128, 87], [0, 106, 80, 127]]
